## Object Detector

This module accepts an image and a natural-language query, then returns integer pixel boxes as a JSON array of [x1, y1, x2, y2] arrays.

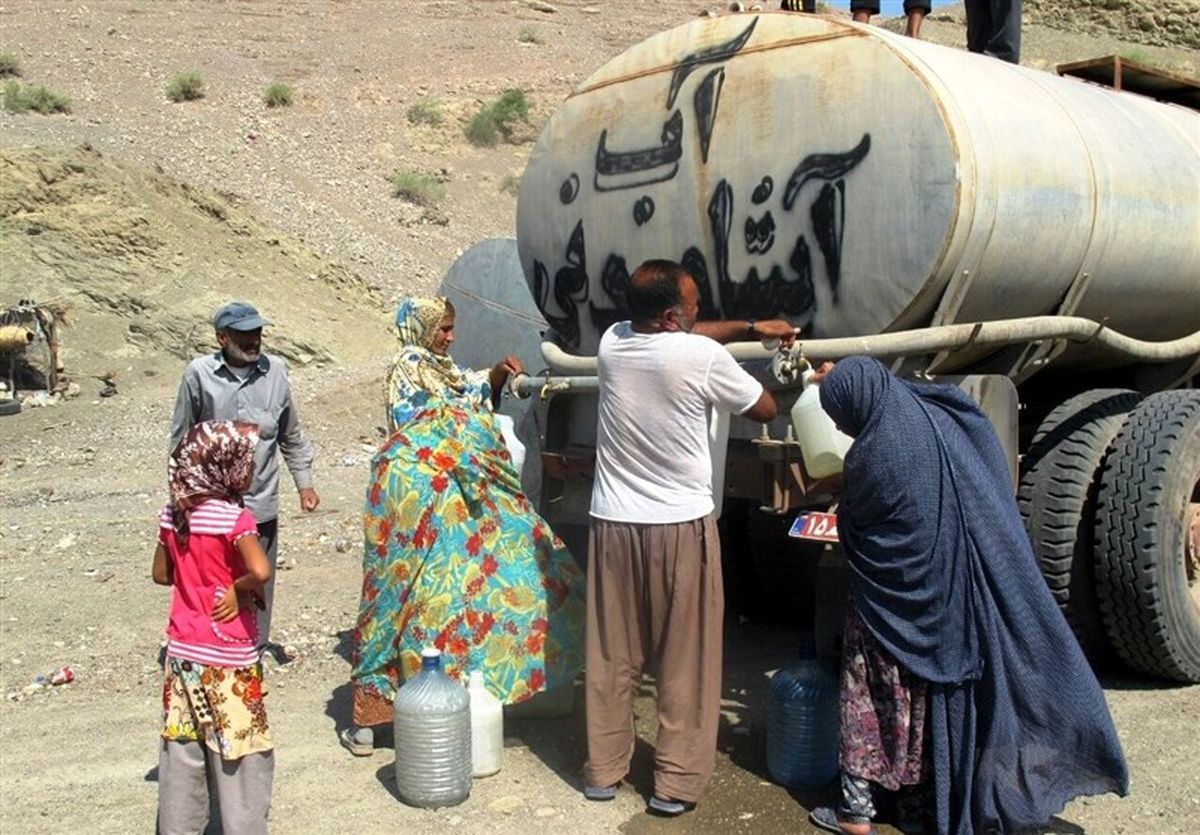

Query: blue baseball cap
[[213, 301, 268, 332]]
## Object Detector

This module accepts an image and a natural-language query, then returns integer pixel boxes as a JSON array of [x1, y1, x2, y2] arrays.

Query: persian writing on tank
[[531, 17, 872, 349]]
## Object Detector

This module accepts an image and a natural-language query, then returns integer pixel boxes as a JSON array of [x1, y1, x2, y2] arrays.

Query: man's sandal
[[583, 783, 619, 801], [647, 796, 696, 816]]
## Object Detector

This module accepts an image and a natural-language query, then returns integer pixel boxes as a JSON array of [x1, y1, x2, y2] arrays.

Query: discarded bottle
[[791, 367, 854, 479], [393, 648, 472, 808], [766, 635, 839, 791], [467, 670, 503, 778]]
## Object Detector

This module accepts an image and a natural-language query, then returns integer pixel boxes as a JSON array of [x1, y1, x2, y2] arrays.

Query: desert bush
[[389, 169, 445, 207], [263, 81, 294, 108], [464, 89, 530, 148], [166, 70, 204, 102], [0, 51, 20, 77], [492, 88, 529, 125], [500, 174, 522, 197], [465, 108, 500, 147], [3, 80, 71, 114], [518, 26, 545, 45], [406, 98, 443, 126]]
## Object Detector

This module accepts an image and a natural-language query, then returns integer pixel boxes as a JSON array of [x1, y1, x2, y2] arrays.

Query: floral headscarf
[[168, 420, 260, 541], [386, 297, 492, 431]]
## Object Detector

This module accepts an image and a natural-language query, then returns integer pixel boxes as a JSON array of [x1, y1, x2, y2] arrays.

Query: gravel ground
[[1, 370, 1197, 834]]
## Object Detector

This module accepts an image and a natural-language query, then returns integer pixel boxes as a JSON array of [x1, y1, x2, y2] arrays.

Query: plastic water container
[[791, 368, 854, 479], [467, 671, 503, 778], [494, 413, 526, 475], [393, 648, 472, 808], [766, 635, 840, 791]]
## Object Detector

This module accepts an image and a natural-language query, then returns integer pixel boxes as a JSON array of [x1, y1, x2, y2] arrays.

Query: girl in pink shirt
[[153, 420, 274, 835]]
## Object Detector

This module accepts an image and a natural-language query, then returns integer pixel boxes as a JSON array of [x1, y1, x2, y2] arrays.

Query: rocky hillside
[[0, 145, 387, 376], [1026, 0, 1200, 50]]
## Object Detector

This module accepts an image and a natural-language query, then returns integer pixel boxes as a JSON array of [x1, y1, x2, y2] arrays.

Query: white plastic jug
[[494, 413, 526, 475], [791, 368, 854, 479], [467, 671, 503, 778]]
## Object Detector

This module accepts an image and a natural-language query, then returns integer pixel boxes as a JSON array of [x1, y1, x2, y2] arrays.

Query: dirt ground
[[1, 1, 1198, 833], [1, 373, 1198, 834]]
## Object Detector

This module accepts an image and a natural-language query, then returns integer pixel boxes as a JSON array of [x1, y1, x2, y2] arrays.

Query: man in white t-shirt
[[583, 259, 796, 816]]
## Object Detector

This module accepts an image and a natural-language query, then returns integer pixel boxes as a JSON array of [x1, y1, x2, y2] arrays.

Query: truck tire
[[1016, 389, 1141, 659], [0, 398, 21, 417], [1094, 390, 1200, 683]]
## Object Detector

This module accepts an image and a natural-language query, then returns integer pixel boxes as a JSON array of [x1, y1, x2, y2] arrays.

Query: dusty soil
[[1, 1, 1197, 834]]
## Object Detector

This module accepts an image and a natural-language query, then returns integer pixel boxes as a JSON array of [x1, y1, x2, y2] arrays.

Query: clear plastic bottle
[[791, 367, 854, 479], [766, 635, 840, 790], [393, 648, 472, 808], [467, 670, 503, 778]]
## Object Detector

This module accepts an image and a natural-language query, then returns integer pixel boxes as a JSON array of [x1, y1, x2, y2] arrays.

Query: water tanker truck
[[445, 12, 1200, 682]]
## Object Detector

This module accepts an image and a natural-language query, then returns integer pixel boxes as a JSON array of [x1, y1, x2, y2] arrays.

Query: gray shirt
[[170, 351, 315, 522]]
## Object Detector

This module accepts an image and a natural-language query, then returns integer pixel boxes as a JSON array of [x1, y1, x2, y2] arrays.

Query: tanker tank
[[516, 12, 1200, 374]]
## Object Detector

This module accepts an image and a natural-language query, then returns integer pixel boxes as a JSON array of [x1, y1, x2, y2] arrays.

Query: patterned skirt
[[839, 603, 929, 790], [161, 655, 272, 761], [351, 400, 586, 726]]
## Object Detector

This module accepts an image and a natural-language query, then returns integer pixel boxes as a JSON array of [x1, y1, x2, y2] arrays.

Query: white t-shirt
[[590, 322, 764, 524]]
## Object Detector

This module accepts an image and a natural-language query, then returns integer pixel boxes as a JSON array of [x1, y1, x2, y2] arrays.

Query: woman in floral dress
[[342, 296, 585, 755]]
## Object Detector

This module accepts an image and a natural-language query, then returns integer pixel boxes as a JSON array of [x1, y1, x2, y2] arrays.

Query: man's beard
[[224, 341, 260, 366]]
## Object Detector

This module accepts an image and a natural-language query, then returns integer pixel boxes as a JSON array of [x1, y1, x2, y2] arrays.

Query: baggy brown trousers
[[584, 515, 724, 803]]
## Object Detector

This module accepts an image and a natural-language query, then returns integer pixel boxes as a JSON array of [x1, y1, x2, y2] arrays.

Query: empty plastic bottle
[[766, 635, 840, 790], [393, 648, 472, 808], [467, 670, 503, 778]]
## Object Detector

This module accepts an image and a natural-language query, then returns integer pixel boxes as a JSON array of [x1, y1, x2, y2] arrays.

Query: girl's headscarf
[[168, 420, 260, 541]]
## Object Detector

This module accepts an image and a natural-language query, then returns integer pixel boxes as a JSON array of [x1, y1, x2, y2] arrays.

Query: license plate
[[788, 511, 839, 543]]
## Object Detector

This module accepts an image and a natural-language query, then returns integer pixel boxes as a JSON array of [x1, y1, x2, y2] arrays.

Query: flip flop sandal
[[647, 796, 697, 816], [583, 783, 619, 801], [809, 806, 878, 835], [339, 727, 374, 757]]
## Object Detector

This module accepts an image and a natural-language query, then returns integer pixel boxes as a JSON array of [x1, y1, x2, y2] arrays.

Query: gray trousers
[[256, 519, 278, 650], [157, 740, 274, 835]]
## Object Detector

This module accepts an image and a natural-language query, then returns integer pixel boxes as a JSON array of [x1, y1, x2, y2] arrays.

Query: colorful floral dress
[[162, 657, 272, 759], [351, 302, 585, 725]]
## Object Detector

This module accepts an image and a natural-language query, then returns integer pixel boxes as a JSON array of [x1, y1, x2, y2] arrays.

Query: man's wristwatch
[[747, 319, 757, 338]]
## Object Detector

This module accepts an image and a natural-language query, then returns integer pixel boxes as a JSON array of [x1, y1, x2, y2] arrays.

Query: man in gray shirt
[[170, 301, 320, 654]]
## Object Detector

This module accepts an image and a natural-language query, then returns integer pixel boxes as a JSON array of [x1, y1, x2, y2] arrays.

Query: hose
[[540, 317, 1200, 374], [509, 374, 600, 399]]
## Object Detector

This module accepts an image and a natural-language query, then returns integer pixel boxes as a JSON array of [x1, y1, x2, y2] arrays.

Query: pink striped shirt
[[158, 500, 261, 667]]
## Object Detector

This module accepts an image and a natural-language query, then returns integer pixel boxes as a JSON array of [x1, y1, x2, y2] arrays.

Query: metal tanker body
[[516, 13, 1199, 372], [440, 12, 1200, 683]]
